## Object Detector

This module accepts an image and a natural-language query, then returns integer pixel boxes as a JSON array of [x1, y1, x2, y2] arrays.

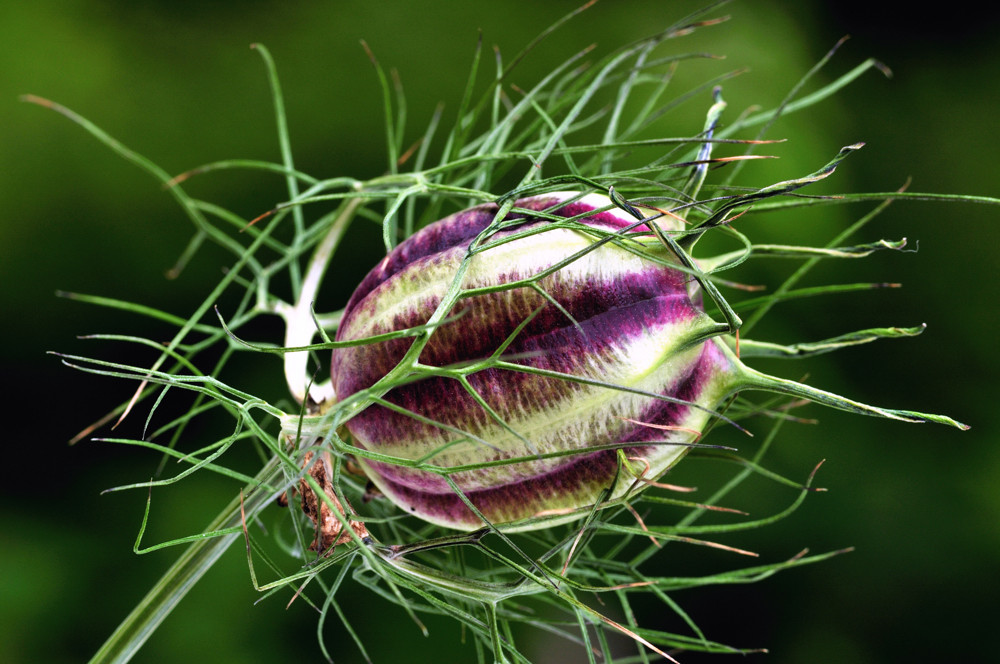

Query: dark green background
[[3, 1, 998, 662]]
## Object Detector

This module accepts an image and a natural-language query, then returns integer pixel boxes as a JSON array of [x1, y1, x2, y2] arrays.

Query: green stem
[[89, 457, 285, 664]]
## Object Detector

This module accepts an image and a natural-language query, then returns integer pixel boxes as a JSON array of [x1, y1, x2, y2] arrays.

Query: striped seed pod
[[330, 191, 967, 530], [331, 192, 735, 529]]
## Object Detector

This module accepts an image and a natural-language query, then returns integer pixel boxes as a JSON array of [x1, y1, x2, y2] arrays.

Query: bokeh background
[[3, 1, 998, 662]]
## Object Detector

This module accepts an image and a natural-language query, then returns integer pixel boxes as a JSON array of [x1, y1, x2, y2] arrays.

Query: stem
[[89, 457, 285, 664], [253, 43, 305, 293], [283, 197, 362, 405]]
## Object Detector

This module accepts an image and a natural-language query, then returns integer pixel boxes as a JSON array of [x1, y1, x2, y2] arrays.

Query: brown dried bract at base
[[284, 449, 369, 554]]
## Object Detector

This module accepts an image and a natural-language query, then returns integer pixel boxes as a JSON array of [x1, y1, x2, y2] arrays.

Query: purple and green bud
[[331, 192, 966, 530]]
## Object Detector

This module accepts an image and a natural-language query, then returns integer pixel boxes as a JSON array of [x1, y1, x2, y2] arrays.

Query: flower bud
[[331, 192, 735, 529], [331, 191, 966, 530]]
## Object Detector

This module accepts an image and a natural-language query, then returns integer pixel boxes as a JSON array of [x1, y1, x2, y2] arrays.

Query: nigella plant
[[34, 4, 986, 663]]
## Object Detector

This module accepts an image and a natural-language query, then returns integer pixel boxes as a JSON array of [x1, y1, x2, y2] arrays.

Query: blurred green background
[[3, 1, 998, 662]]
